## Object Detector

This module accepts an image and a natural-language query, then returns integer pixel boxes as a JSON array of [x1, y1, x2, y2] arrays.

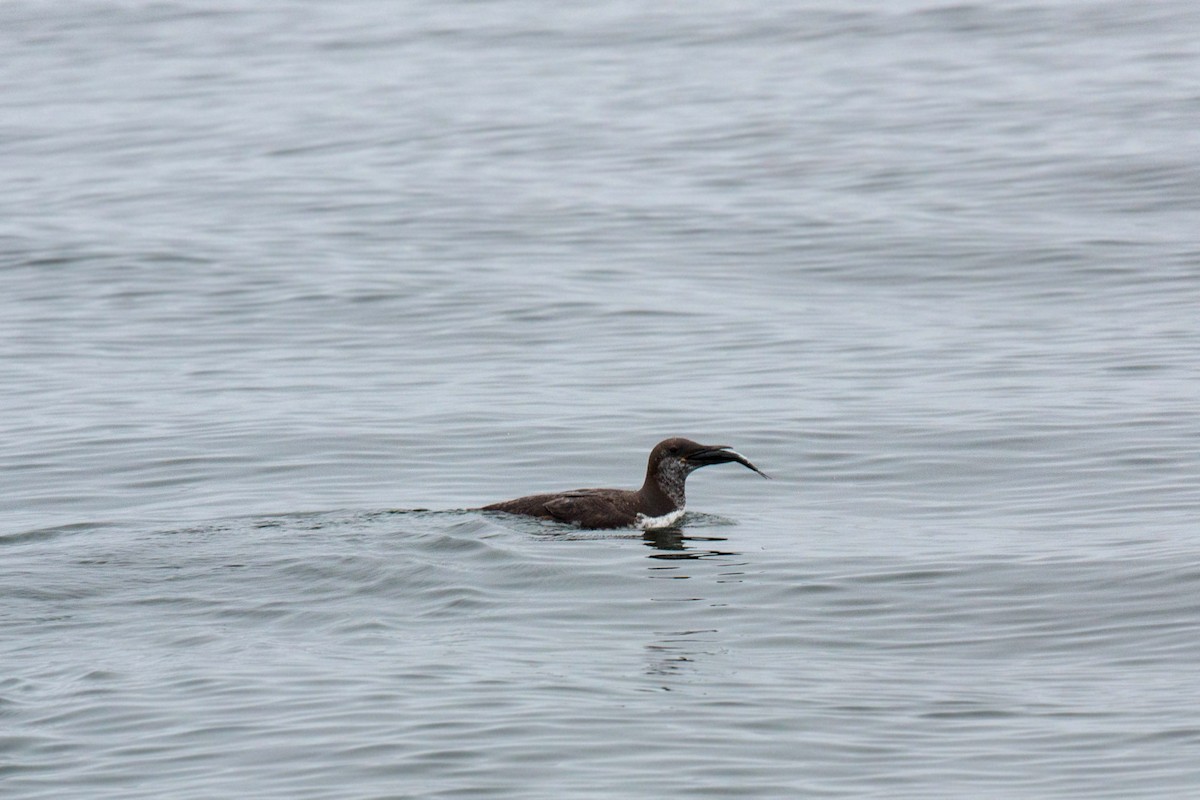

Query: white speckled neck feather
[[634, 509, 685, 530]]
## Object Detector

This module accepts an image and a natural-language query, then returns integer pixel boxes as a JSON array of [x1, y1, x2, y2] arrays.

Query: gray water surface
[[3, 1, 1200, 797]]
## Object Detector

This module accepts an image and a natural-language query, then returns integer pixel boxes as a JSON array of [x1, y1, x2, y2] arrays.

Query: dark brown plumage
[[482, 437, 767, 529]]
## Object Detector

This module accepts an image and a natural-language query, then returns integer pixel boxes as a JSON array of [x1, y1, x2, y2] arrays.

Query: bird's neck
[[640, 462, 687, 514]]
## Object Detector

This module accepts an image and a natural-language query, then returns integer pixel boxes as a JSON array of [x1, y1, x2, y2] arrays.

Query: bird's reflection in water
[[642, 527, 739, 559], [642, 527, 747, 586], [645, 628, 720, 680], [640, 527, 749, 684]]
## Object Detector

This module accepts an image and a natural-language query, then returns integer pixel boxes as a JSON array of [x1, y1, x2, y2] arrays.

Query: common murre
[[482, 437, 768, 529]]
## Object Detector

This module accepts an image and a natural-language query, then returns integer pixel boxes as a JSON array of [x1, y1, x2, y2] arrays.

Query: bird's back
[[483, 488, 642, 528]]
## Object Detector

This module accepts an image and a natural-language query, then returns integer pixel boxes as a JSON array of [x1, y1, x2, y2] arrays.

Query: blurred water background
[[3, 1, 1200, 797]]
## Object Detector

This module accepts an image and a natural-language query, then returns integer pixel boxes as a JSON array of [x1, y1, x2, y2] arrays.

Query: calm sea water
[[4, 1, 1200, 797]]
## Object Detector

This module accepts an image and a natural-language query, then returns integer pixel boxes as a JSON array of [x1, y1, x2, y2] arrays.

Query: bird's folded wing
[[542, 490, 632, 529]]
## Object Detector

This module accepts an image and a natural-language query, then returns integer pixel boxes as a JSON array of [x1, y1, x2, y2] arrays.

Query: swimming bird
[[482, 437, 768, 529]]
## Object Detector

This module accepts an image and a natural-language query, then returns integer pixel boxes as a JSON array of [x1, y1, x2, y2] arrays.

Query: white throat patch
[[634, 509, 685, 530]]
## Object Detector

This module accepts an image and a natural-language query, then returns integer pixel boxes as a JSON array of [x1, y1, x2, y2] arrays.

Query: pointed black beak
[[685, 445, 770, 478]]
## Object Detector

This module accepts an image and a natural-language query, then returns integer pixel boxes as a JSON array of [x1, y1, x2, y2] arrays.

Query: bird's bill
[[686, 445, 770, 478]]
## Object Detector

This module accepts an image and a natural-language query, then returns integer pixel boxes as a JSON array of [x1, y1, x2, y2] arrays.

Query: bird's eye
[[669, 445, 680, 454]]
